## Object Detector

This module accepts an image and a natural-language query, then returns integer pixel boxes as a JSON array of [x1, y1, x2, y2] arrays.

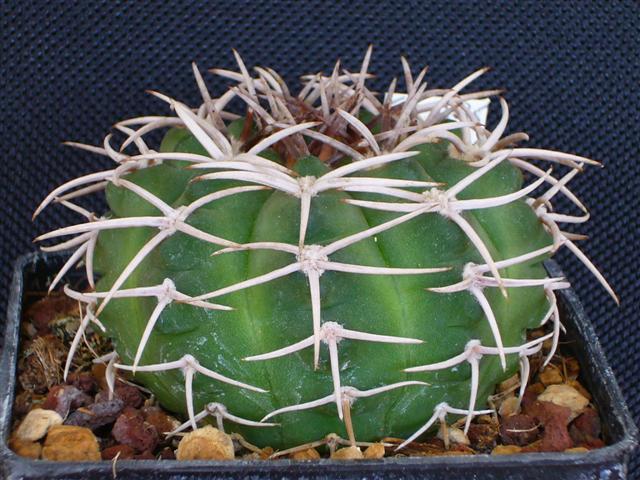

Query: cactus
[[35, 48, 617, 451]]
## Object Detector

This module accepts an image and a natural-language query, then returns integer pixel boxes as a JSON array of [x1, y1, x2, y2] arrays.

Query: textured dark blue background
[[1, 0, 638, 474]]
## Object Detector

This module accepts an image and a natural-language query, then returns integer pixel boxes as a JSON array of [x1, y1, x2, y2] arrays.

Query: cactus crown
[[35, 47, 616, 451]]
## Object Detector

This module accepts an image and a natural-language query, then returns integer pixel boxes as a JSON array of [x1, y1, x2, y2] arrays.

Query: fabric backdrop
[[1, 0, 638, 474]]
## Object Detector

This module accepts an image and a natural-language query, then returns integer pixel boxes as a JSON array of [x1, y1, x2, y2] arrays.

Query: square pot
[[1, 252, 637, 479]]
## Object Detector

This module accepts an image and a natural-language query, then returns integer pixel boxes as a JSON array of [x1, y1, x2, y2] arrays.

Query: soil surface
[[9, 290, 605, 461]]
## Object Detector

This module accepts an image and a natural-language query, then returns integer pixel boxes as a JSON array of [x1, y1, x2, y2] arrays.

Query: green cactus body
[[90, 129, 549, 448], [38, 51, 615, 452]]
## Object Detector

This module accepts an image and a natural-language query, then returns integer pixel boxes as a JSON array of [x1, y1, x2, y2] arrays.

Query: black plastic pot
[[1, 252, 637, 479]]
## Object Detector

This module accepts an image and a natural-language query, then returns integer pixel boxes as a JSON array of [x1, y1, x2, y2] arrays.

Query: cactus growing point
[[35, 47, 617, 451]]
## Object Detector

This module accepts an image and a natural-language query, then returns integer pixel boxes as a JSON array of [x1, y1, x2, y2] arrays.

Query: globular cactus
[[35, 48, 617, 451]]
